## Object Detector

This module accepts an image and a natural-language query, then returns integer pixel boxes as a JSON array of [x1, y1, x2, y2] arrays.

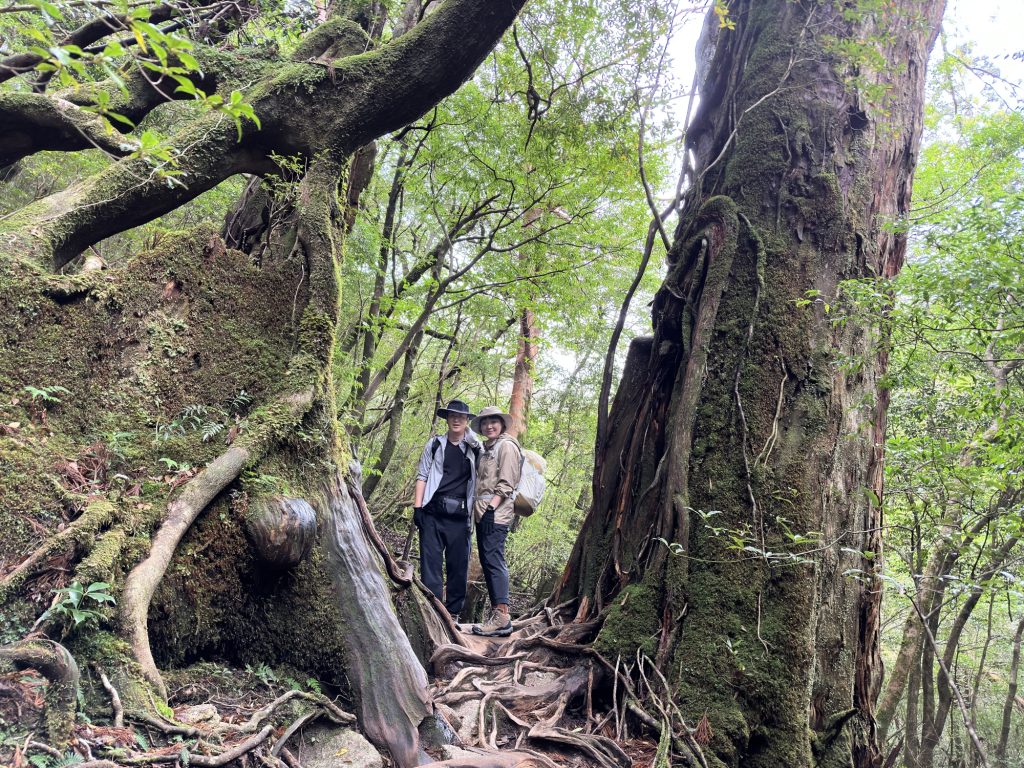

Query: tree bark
[[508, 308, 538, 441], [556, 2, 943, 766]]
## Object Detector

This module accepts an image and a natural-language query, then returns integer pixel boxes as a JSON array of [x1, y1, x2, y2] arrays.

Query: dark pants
[[476, 522, 510, 607], [419, 505, 471, 617]]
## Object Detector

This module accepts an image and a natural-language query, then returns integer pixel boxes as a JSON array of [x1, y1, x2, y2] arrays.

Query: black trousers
[[419, 504, 471, 617], [476, 521, 510, 607]]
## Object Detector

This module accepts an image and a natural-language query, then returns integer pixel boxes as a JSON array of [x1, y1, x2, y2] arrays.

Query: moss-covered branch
[[0, 93, 138, 166], [0, 500, 118, 602], [1, 0, 526, 271], [1, 114, 275, 270], [0, 2, 179, 85], [59, 41, 270, 134]]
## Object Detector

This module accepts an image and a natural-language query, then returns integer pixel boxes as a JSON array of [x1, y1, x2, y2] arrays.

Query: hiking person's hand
[[480, 506, 495, 535]]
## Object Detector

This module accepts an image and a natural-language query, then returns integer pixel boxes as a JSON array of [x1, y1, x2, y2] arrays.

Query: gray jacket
[[415, 429, 481, 508]]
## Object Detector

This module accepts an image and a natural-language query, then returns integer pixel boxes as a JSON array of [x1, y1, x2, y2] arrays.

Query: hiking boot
[[472, 609, 512, 637]]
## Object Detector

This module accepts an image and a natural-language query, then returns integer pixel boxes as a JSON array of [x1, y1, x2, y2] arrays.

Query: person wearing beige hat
[[468, 405, 522, 637]]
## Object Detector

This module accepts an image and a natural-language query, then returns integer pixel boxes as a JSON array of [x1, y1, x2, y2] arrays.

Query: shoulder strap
[[432, 436, 444, 460], [498, 438, 524, 467]]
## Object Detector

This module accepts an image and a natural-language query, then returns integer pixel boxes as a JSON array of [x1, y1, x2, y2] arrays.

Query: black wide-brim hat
[[436, 399, 475, 419]]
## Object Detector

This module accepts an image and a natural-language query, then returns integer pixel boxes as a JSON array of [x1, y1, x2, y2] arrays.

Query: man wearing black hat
[[412, 399, 480, 619]]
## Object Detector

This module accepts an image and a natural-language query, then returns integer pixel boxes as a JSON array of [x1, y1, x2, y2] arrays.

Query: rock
[[452, 699, 481, 745], [441, 743, 480, 760], [176, 703, 220, 725], [295, 724, 384, 768], [435, 701, 462, 732], [523, 671, 557, 688], [420, 709, 462, 749]]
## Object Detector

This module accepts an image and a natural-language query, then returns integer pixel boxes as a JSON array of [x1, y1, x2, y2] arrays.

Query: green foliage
[[157, 457, 192, 472], [829, 60, 1024, 758], [155, 391, 251, 443], [43, 580, 115, 630], [22, 749, 83, 768], [0, 0, 260, 167], [349, 0, 676, 572], [23, 384, 70, 404]]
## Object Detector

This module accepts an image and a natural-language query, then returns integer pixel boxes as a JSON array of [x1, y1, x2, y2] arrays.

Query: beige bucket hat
[[471, 405, 511, 433]]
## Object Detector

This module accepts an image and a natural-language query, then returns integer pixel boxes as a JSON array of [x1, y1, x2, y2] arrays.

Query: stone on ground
[[296, 723, 384, 768]]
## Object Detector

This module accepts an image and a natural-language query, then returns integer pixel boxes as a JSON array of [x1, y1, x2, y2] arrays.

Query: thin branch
[[910, 595, 990, 768]]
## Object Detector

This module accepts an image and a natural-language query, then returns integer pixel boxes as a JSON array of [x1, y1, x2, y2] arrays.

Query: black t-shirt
[[434, 439, 471, 499]]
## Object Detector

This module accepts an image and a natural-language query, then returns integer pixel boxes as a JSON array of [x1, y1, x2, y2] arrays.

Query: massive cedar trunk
[[0, 1, 524, 765], [556, 2, 943, 766]]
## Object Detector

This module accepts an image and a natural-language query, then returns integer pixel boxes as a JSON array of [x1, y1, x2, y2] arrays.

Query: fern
[[23, 384, 71, 404], [201, 421, 224, 442]]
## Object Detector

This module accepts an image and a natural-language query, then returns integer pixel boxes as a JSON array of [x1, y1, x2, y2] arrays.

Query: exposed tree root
[[121, 388, 315, 698], [221, 688, 355, 736], [189, 723, 275, 767], [426, 603, 707, 768], [4, 674, 360, 768], [421, 751, 559, 768], [323, 470, 436, 767], [348, 465, 412, 587], [0, 639, 80, 744], [92, 663, 124, 728]]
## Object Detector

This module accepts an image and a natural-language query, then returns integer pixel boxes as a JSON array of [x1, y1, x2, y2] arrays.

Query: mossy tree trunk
[[556, 2, 943, 766], [0, 1, 524, 765]]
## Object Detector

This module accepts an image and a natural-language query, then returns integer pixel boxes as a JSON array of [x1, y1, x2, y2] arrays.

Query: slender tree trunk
[[878, 511, 997, 739], [920, 579, 945, 767], [363, 331, 423, 499], [970, 594, 996, 731], [508, 307, 538, 440], [995, 616, 1024, 766], [920, 536, 1019, 766], [352, 146, 408, 426], [556, 2, 943, 765], [907, 648, 924, 768]]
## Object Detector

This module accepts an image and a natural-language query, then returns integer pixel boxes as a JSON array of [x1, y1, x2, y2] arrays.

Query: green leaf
[[102, 41, 126, 58], [65, 583, 84, 605], [177, 52, 199, 71]]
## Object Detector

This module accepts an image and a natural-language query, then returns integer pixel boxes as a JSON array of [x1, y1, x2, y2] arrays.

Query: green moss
[[0, 213, 345, 701], [263, 63, 330, 96], [149, 491, 349, 690], [76, 528, 128, 587], [291, 19, 370, 61], [594, 581, 660, 660]]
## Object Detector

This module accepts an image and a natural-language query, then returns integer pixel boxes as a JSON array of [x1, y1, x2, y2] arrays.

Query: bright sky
[[947, 0, 1023, 64], [943, 0, 1023, 102]]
